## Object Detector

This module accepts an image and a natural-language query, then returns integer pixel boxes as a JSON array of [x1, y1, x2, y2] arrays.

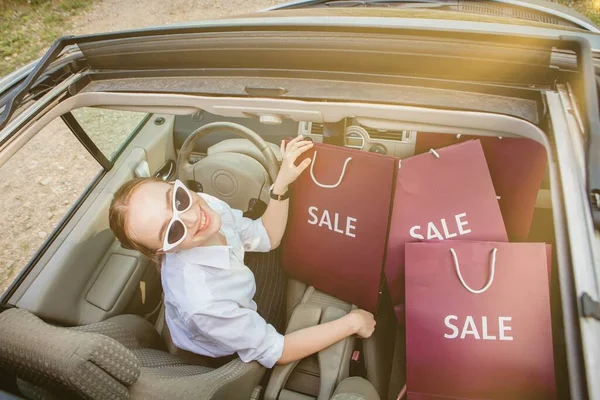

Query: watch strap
[[270, 185, 290, 201]]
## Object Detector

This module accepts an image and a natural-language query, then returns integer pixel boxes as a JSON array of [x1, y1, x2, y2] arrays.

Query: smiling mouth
[[196, 206, 210, 235]]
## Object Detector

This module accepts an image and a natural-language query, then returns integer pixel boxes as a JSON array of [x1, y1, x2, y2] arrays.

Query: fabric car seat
[[0, 308, 264, 400], [152, 297, 380, 400], [330, 377, 380, 400], [266, 286, 381, 400]]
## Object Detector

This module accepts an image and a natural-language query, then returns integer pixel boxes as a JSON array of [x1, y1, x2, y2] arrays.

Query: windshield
[[302, 0, 586, 30]]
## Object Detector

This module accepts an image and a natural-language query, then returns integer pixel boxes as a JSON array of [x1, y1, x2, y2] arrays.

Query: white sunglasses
[[161, 179, 194, 252]]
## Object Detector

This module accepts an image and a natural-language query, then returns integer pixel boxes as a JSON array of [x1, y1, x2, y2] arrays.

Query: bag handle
[[396, 385, 407, 400], [450, 248, 497, 294], [310, 150, 352, 189]]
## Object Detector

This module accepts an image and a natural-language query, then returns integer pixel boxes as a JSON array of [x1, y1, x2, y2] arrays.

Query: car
[[0, 0, 599, 399]]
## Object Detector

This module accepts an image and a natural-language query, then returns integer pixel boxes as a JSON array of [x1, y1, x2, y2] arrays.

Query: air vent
[[311, 123, 324, 135], [363, 127, 402, 141]]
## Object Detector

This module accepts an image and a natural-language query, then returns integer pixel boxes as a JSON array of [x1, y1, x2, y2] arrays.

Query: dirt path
[[71, 0, 287, 35]]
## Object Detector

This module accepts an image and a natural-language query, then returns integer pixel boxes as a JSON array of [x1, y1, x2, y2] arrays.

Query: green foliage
[[551, 0, 599, 26], [0, 0, 92, 76]]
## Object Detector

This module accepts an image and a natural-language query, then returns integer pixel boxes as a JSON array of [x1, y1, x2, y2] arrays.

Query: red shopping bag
[[405, 241, 556, 400], [385, 140, 508, 322], [282, 142, 397, 312], [415, 133, 547, 241]]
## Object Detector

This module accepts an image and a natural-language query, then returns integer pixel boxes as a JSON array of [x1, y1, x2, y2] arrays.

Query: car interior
[[19, 16, 600, 397], [0, 77, 572, 400]]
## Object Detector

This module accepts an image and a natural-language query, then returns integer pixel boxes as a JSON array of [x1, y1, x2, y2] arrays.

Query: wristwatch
[[269, 184, 290, 201]]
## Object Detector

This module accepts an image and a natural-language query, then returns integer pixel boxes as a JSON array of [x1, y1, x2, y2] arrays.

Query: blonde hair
[[109, 177, 164, 263]]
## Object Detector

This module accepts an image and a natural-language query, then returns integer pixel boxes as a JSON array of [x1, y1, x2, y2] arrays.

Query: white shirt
[[161, 193, 285, 368]]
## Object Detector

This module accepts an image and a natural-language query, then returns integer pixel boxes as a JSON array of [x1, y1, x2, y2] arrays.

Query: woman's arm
[[262, 136, 313, 248], [277, 309, 376, 365], [260, 177, 290, 249]]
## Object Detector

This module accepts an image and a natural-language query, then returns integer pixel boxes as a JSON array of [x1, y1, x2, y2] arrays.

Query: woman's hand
[[349, 309, 376, 339], [274, 136, 314, 191], [261, 136, 313, 248]]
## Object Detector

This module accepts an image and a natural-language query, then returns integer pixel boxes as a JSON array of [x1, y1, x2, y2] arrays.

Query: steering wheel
[[177, 122, 280, 182]]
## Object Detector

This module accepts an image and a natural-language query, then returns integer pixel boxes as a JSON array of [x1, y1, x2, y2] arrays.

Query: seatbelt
[[155, 299, 165, 334]]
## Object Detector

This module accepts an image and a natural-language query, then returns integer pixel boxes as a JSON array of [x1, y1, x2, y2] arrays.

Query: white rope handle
[[396, 384, 407, 400], [450, 247, 497, 294], [310, 150, 352, 189]]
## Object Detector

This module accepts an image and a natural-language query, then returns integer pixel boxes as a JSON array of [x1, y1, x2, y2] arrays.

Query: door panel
[[9, 114, 175, 325], [79, 240, 151, 325], [547, 88, 600, 400]]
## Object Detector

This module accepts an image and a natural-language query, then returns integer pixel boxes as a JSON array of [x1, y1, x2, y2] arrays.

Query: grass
[[0, 0, 92, 76], [553, 0, 600, 26]]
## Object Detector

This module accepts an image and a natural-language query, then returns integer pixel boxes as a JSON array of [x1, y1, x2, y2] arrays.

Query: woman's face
[[126, 181, 221, 253]]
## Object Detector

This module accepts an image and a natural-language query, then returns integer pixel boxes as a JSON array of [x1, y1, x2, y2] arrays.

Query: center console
[[265, 287, 379, 400], [298, 121, 416, 158]]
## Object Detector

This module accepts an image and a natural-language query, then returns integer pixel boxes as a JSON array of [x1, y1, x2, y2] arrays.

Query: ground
[[70, 0, 286, 35]]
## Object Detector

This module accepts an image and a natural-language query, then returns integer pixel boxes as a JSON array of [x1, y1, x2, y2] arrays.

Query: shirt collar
[[176, 245, 232, 269], [199, 192, 223, 213]]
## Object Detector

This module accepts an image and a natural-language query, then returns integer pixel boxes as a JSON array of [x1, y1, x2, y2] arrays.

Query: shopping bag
[[405, 241, 556, 400], [415, 133, 547, 241], [384, 140, 508, 322], [282, 142, 397, 312]]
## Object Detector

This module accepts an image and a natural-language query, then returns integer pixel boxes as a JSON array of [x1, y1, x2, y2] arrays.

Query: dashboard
[[298, 120, 417, 159], [175, 112, 417, 158]]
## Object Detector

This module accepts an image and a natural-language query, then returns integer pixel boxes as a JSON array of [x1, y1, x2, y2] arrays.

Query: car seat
[[265, 287, 381, 400], [0, 308, 264, 400], [0, 307, 380, 400]]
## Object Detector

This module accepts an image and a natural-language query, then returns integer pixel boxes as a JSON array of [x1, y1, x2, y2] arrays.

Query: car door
[[546, 77, 600, 400], [0, 96, 176, 327]]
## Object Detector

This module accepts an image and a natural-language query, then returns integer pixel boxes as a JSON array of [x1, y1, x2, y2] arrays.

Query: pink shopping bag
[[282, 142, 397, 312], [384, 140, 508, 323], [405, 241, 556, 400], [415, 133, 547, 241]]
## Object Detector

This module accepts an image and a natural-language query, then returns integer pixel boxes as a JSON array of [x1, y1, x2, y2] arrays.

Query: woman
[[109, 136, 376, 368]]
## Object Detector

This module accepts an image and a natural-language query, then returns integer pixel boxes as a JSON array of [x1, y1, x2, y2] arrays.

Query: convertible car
[[0, 0, 599, 399]]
